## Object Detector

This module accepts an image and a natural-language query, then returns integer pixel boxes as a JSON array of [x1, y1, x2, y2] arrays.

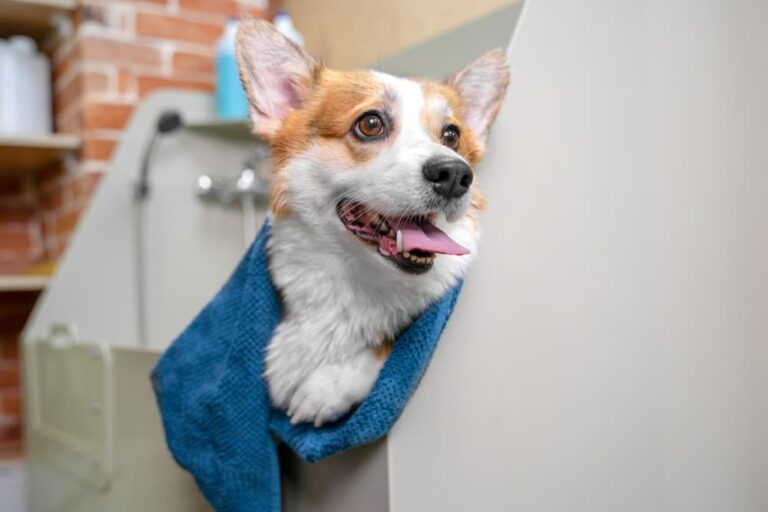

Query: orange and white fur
[[236, 20, 508, 427]]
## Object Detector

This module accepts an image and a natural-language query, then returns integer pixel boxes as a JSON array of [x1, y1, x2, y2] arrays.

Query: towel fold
[[152, 220, 462, 511]]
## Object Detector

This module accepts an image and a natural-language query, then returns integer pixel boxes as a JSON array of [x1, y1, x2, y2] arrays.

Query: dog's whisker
[[346, 207, 370, 225]]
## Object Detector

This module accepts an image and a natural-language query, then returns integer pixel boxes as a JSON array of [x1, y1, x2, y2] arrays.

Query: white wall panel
[[389, 1, 768, 510]]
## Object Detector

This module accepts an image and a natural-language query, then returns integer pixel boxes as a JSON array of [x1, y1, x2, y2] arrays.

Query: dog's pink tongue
[[396, 219, 470, 256]]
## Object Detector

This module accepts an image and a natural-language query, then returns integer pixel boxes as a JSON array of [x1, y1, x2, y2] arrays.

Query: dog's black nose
[[422, 158, 473, 199]]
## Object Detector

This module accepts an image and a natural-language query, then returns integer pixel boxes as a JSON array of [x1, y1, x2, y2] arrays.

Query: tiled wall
[[0, 0, 270, 456]]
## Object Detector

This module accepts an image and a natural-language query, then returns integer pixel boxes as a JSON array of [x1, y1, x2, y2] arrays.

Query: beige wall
[[283, 0, 517, 68]]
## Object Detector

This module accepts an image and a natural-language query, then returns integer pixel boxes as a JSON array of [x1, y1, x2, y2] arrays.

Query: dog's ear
[[447, 49, 510, 145], [236, 18, 318, 139]]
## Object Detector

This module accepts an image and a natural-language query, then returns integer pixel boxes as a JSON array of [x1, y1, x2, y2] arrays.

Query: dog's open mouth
[[336, 200, 470, 274]]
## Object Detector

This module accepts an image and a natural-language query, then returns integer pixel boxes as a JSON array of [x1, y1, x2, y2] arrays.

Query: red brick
[[53, 40, 80, 84], [82, 70, 111, 95], [45, 240, 64, 261], [80, 36, 163, 69], [56, 110, 81, 134], [70, 4, 86, 31], [54, 73, 81, 119], [117, 68, 137, 95], [172, 50, 214, 74], [0, 336, 20, 360], [0, 209, 34, 224], [236, 3, 271, 19], [41, 216, 55, 249], [0, 388, 20, 417], [55, 208, 82, 237], [72, 172, 103, 203], [136, 12, 222, 45], [81, 173, 103, 201], [179, 0, 271, 19], [180, 0, 238, 15], [35, 165, 66, 190], [178, 0, 269, 21], [0, 231, 33, 255], [0, 361, 19, 388], [40, 185, 65, 212], [82, 137, 118, 162], [137, 74, 213, 97], [82, 102, 135, 130], [63, 178, 80, 206]]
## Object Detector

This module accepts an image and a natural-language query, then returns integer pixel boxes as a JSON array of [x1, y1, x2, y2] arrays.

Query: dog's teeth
[[396, 230, 403, 253], [403, 251, 411, 258], [370, 213, 381, 225]]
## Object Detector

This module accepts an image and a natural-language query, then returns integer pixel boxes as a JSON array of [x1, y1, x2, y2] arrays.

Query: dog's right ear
[[236, 18, 318, 139]]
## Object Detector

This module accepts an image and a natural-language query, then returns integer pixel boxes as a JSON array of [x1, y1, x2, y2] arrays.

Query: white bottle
[[0, 39, 12, 134], [30, 47, 52, 134], [8, 36, 35, 134], [273, 11, 304, 47], [2, 36, 52, 135]]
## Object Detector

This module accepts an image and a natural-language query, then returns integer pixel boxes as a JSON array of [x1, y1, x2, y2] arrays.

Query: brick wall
[[0, 179, 45, 272], [0, 0, 271, 457], [0, 291, 38, 458], [44, 0, 269, 260], [0, 0, 270, 271]]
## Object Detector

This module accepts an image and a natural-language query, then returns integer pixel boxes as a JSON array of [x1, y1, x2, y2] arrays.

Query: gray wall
[[388, 0, 768, 510]]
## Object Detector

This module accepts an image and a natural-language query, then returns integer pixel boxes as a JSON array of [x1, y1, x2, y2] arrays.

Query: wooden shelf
[[0, 274, 49, 292], [0, 0, 76, 41], [0, 133, 80, 174]]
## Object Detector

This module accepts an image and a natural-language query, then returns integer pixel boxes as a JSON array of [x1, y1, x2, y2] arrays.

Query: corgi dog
[[235, 19, 509, 427]]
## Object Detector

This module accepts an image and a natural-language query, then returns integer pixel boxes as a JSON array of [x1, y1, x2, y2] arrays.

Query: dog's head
[[236, 19, 508, 276]]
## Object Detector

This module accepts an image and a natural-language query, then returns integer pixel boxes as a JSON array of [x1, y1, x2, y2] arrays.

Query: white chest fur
[[263, 215, 477, 426]]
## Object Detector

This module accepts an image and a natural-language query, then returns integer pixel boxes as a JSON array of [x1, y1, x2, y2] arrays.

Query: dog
[[235, 19, 509, 427]]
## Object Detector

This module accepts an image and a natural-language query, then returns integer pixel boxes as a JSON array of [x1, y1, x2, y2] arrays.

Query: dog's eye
[[441, 125, 460, 150], [354, 112, 385, 140]]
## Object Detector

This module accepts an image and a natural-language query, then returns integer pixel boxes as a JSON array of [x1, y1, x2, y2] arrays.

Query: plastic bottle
[[3, 37, 33, 134], [30, 44, 52, 134], [0, 36, 51, 135], [215, 18, 249, 120], [0, 39, 11, 133], [273, 11, 304, 47]]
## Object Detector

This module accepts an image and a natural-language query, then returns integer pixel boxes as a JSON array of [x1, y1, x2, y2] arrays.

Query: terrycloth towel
[[152, 220, 462, 512]]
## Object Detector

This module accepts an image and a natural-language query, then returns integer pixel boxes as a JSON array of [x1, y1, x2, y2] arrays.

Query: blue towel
[[152, 220, 462, 511]]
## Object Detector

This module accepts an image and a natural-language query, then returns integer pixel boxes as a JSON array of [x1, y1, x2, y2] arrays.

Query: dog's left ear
[[447, 49, 510, 145], [236, 18, 318, 139]]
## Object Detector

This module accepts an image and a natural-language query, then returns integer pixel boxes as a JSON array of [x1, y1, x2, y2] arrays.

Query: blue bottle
[[216, 18, 249, 120]]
